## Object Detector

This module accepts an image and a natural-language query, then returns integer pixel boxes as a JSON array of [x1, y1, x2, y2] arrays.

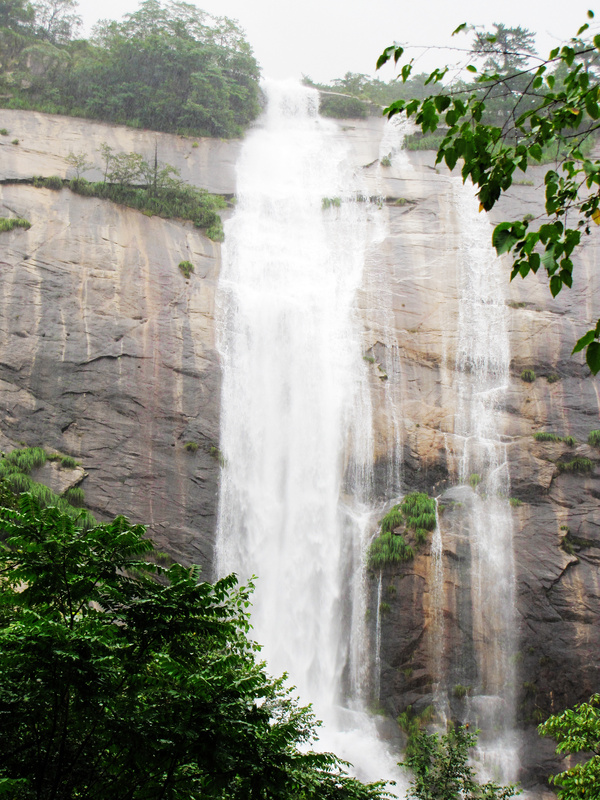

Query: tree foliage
[[33, 0, 81, 44], [402, 725, 519, 800], [538, 694, 600, 799], [377, 14, 600, 373], [0, 0, 260, 138], [0, 492, 392, 800]]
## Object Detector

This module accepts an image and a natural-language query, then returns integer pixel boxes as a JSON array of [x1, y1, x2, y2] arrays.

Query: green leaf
[[519, 261, 531, 278], [492, 223, 518, 255], [560, 269, 573, 288], [572, 329, 596, 353], [586, 341, 600, 373], [588, 9, 594, 18], [466, 65, 477, 73], [529, 144, 543, 161], [444, 148, 458, 171], [577, 23, 590, 35], [550, 275, 562, 297], [585, 94, 599, 120], [377, 45, 400, 70], [452, 22, 468, 35]]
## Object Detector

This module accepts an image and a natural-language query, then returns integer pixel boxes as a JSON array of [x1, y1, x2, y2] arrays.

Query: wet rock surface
[[0, 163, 224, 568]]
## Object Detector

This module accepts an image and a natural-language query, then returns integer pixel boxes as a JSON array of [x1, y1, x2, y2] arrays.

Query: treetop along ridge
[[377, 11, 600, 373]]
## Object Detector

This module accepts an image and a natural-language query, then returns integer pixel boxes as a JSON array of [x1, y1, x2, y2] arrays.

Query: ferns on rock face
[[368, 491, 437, 569], [379, 505, 403, 534], [369, 531, 414, 569]]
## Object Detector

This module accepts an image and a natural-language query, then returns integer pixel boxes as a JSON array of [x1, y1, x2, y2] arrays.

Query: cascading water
[[215, 80, 405, 791], [449, 180, 519, 781]]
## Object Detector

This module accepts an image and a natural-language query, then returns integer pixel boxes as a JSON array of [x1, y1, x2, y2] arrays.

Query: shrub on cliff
[[0, 216, 31, 232], [369, 492, 436, 568], [402, 725, 519, 800]]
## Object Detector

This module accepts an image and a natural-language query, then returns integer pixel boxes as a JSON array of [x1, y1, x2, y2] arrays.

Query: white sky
[[76, 0, 599, 83]]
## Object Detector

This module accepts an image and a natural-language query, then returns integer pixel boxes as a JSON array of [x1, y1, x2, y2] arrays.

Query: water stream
[[214, 79, 518, 793], [450, 181, 519, 782], [215, 79, 404, 790]]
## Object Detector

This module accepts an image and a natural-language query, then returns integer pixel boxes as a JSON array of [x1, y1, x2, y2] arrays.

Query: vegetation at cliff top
[[538, 693, 600, 800], [0, 491, 392, 800], [377, 15, 600, 373], [27, 144, 227, 240], [0, 0, 260, 137], [368, 492, 436, 569]]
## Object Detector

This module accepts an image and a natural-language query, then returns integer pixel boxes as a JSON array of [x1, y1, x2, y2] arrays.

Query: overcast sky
[[76, 0, 599, 83]]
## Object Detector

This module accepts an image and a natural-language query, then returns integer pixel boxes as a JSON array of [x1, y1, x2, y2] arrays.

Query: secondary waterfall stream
[[215, 80, 404, 790], [450, 181, 519, 782]]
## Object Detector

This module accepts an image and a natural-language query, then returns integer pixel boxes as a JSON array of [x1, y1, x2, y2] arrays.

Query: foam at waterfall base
[[315, 705, 409, 797], [469, 695, 521, 785]]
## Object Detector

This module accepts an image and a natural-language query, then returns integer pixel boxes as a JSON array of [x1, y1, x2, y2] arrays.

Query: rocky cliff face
[[1, 108, 598, 794], [0, 109, 239, 566]]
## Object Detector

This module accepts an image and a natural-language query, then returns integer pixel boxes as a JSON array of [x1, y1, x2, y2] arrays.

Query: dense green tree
[[0, 493, 391, 800], [0, 0, 260, 137], [538, 694, 600, 799], [33, 0, 81, 44], [0, 0, 34, 32], [471, 23, 537, 75], [377, 13, 600, 372]]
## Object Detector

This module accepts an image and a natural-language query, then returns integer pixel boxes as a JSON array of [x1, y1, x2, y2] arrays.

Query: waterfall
[[450, 180, 519, 782], [430, 500, 448, 724], [215, 79, 405, 791]]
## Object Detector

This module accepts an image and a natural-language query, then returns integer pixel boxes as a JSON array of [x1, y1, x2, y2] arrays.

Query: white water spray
[[215, 80, 405, 791]]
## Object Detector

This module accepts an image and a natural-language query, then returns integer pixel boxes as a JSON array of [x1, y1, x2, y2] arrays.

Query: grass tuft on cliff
[[556, 457, 594, 475], [0, 216, 31, 233], [534, 431, 576, 445], [0, 447, 94, 527]]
